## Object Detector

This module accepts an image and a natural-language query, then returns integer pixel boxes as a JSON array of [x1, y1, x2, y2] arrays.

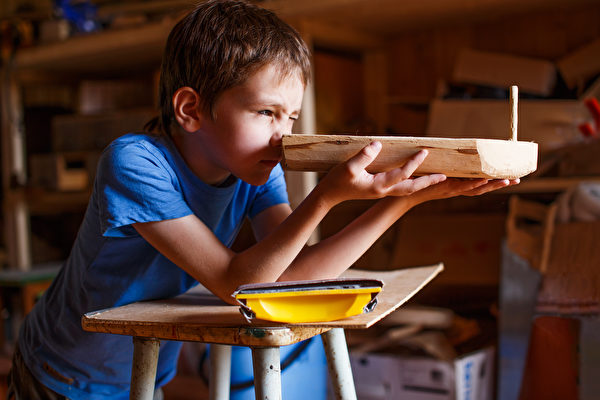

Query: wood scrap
[[398, 331, 458, 362], [379, 305, 454, 329], [351, 325, 422, 355]]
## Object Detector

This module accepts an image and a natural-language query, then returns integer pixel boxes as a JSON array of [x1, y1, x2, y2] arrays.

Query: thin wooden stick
[[510, 85, 518, 141]]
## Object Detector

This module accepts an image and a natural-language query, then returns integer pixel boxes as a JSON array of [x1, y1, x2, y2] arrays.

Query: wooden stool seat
[[82, 265, 442, 400]]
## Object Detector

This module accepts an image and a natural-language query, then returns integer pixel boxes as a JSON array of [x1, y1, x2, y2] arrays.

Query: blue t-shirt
[[18, 133, 289, 399]]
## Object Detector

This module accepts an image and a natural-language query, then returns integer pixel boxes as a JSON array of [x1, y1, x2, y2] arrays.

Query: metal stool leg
[[251, 346, 281, 400], [130, 337, 160, 400], [209, 344, 232, 400], [322, 328, 357, 400]]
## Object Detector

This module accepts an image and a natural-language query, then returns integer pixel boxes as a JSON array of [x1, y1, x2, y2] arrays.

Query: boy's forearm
[[228, 183, 336, 285], [279, 195, 416, 281]]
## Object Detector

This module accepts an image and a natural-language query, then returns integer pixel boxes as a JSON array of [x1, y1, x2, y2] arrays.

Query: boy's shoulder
[[110, 132, 165, 148], [107, 132, 172, 158], [101, 132, 176, 174]]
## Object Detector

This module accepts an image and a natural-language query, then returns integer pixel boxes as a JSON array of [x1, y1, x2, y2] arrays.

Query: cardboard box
[[349, 347, 494, 400], [426, 99, 589, 153], [391, 213, 506, 288], [452, 48, 556, 96]]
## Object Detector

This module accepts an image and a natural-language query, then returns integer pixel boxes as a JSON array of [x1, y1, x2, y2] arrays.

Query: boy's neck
[[170, 129, 232, 186]]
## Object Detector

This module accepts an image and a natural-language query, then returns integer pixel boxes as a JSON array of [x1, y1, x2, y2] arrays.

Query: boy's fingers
[[346, 141, 382, 172], [377, 150, 429, 187], [407, 174, 447, 192], [386, 173, 446, 195], [464, 179, 510, 196], [400, 150, 428, 177]]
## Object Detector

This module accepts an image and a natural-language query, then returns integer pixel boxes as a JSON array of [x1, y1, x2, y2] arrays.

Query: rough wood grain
[[81, 264, 443, 345], [282, 134, 537, 179]]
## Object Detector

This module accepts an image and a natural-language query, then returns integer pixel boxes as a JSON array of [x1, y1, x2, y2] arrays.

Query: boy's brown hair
[[148, 0, 311, 135]]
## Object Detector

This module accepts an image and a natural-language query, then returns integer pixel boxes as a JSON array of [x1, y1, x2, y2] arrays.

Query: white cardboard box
[[348, 347, 494, 400]]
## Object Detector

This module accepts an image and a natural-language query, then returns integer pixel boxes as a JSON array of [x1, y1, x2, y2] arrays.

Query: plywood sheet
[[82, 264, 443, 346]]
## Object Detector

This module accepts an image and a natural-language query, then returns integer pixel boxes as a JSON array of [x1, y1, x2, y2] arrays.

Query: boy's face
[[195, 63, 304, 186]]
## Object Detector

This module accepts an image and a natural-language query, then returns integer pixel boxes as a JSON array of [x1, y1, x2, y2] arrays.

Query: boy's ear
[[172, 87, 205, 133]]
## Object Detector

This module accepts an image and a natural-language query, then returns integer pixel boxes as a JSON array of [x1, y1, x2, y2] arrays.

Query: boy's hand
[[319, 141, 446, 205], [409, 177, 520, 205]]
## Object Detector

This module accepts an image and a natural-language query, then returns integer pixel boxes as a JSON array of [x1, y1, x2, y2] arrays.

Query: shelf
[[14, 17, 177, 76], [5, 188, 91, 216]]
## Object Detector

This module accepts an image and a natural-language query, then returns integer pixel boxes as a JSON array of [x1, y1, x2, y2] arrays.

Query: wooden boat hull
[[282, 134, 538, 179]]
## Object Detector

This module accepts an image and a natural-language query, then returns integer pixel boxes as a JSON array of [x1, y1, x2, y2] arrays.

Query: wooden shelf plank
[[6, 188, 91, 215], [501, 177, 600, 193], [15, 18, 177, 75]]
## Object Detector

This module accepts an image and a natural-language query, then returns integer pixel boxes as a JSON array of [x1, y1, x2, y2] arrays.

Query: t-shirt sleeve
[[96, 141, 193, 237], [248, 164, 290, 218]]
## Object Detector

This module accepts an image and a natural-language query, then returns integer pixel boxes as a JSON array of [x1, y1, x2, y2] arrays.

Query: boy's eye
[[258, 110, 273, 117]]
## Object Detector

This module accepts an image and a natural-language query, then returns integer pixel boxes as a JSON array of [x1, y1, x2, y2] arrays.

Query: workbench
[[82, 264, 442, 400]]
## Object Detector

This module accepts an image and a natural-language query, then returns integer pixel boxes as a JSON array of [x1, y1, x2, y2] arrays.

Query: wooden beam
[[14, 17, 177, 74], [288, 18, 385, 51], [1, 68, 31, 269], [261, 0, 366, 16], [284, 22, 320, 243], [282, 134, 538, 179]]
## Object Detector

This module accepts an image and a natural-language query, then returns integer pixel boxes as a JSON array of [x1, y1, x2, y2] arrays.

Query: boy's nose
[[270, 123, 289, 146], [269, 130, 283, 147]]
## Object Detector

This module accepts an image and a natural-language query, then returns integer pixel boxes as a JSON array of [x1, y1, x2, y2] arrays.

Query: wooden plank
[[452, 48, 556, 96], [290, 18, 384, 51], [282, 133, 537, 179], [265, 0, 598, 36], [81, 264, 444, 342]]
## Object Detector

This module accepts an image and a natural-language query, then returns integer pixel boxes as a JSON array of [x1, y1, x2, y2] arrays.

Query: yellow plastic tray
[[233, 278, 383, 323]]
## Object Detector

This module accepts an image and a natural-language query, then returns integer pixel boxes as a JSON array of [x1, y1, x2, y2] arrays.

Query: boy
[[8, 1, 516, 398]]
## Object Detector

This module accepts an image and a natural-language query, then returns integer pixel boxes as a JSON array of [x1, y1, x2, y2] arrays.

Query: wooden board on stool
[[81, 264, 444, 345]]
